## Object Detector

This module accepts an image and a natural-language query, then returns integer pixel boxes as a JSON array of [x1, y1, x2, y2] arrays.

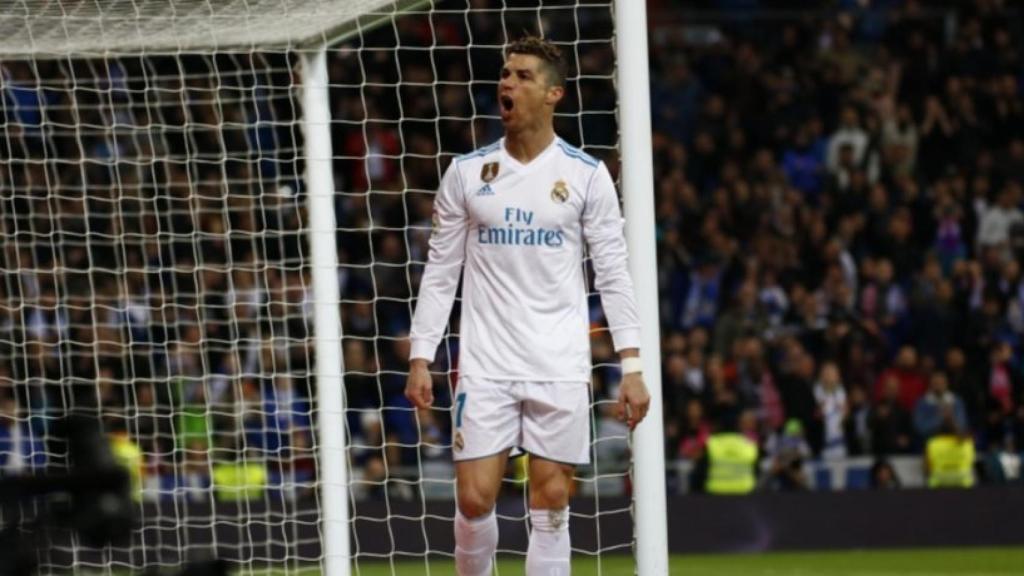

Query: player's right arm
[[581, 161, 649, 429], [406, 164, 468, 409]]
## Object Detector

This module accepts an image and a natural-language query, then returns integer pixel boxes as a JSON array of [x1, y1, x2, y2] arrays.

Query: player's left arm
[[581, 162, 650, 430]]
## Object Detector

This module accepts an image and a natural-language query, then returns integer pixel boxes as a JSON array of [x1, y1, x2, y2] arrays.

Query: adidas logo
[[476, 184, 495, 196]]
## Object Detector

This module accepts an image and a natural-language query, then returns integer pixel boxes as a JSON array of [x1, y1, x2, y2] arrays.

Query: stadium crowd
[[648, 0, 1024, 487], [0, 0, 1023, 499], [0, 52, 318, 498]]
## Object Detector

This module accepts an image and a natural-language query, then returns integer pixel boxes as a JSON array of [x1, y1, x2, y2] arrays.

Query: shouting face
[[498, 52, 563, 133]]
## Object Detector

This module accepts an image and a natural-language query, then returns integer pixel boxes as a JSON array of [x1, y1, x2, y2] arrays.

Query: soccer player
[[405, 36, 650, 576]]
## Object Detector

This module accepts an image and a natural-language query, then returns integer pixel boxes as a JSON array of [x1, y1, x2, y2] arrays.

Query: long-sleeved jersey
[[409, 136, 641, 381]]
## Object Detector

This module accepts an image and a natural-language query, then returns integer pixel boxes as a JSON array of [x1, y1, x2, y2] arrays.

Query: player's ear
[[546, 83, 564, 106]]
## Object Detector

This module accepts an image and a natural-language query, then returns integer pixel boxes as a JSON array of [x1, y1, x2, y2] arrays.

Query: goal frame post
[[299, 46, 349, 576], [614, 0, 671, 574]]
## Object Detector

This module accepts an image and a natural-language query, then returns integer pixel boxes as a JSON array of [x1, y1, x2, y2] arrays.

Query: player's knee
[[458, 487, 496, 519], [532, 477, 570, 509]]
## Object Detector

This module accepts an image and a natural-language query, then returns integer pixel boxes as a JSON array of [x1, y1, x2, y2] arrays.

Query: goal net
[[0, 0, 637, 573]]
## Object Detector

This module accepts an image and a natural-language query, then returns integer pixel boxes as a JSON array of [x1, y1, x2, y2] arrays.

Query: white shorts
[[452, 376, 591, 466]]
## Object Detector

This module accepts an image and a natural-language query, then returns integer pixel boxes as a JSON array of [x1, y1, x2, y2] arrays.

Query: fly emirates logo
[[478, 207, 565, 248]]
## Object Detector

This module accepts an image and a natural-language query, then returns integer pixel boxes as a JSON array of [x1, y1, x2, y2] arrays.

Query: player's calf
[[527, 506, 571, 576], [454, 455, 507, 575], [455, 507, 498, 576], [526, 458, 574, 574]]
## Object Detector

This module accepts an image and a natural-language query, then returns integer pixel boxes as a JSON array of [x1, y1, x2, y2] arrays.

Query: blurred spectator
[[680, 257, 724, 330], [913, 371, 969, 442], [827, 106, 869, 179], [677, 398, 712, 460], [782, 123, 825, 198], [981, 341, 1020, 447], [776, 342, 821, 454], [180, 436, 212, 502], [925, 416, 976, 489], [213, 448, 268, 502], [286, 427, 317, 498], [692, 415, 759, 495], [651, 56, 703, 144], [860, 259, 909, 343], [976, 183, 1024, 261], [814, 361, 849, 459], [909, 258, 957, 361], [873, 346, 927, 412], [881, 103, 918, 178], [738, 337, 784, 430], [870, 375, 914, 455], [844, 385, 872, 455], [763, 419, 812, 491], [107, 417, 144, 502], [713, 281, 768, 356], [684, 344, 709, 397], [933, 199, 967, 275], [707, 354, 741, 426], [664, 351, 701, 443], [869, 459, 901, 490], [738, 408, 760, 445], [0, 389, 45, 475]]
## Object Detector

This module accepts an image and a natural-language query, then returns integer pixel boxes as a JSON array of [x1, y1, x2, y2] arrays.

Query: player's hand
[[405, 359, 434, 409], [616, 372, 650, 430]]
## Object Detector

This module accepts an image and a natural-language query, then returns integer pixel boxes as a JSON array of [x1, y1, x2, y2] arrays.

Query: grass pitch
[[246, 546, 1024, 575]]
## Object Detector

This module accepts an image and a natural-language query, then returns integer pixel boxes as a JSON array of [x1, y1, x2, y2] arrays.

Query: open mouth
[[500, 95, 514, 112]]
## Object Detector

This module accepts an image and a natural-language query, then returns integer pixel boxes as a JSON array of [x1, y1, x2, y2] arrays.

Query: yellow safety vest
[[706, 433, 758, 495], [213, 461, 268, 501], [110, 434, 143, 502], [927, 435, 975, 488]]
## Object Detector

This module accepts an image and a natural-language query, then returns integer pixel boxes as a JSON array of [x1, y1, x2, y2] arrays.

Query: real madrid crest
[[480, 162, 500, 183], [551, 179, 569, 203], [453, 431, 465, 452], [430, 211, 440, 236]]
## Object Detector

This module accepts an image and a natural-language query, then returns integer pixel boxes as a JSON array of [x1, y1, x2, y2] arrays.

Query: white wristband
[[621, 357, 643, 374]]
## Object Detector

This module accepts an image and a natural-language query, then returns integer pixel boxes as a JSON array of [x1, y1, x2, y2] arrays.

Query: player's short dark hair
[[506, 36, 568, 88]]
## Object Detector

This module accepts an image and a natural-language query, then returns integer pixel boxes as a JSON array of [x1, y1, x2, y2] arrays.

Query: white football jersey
[[409, 136, 640, 381]]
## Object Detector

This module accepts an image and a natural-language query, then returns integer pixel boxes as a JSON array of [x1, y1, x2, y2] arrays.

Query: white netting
[[0, 0, 633, 573], [1, 49, 316, 571], [0, 0, 423, 56]]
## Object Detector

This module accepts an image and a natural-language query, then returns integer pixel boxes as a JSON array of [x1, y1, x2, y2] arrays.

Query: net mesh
[[0, 0, 422, 55], [0, 0, 631, 573]]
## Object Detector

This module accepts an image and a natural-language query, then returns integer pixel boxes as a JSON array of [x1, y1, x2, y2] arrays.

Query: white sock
[[454, 508, 498, 576], [526, 507, 571, 576]]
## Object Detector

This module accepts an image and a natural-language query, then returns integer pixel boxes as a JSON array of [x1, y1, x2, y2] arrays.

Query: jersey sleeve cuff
[[409, 339, 438, 363], [610, 327, 641, 352]]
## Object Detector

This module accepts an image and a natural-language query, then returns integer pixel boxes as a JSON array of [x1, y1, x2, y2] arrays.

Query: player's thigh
[[452, 376, 521, 462], [521, 381, 590, 466]]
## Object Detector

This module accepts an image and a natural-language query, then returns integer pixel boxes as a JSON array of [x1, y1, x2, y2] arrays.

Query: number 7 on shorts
[[455, 391, 467, 429]]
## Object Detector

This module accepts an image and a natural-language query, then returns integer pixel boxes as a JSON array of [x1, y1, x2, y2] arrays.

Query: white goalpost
[[0, 1, 666, 574], [614, 2, 669, 574], [300, 46, 350, 576]]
